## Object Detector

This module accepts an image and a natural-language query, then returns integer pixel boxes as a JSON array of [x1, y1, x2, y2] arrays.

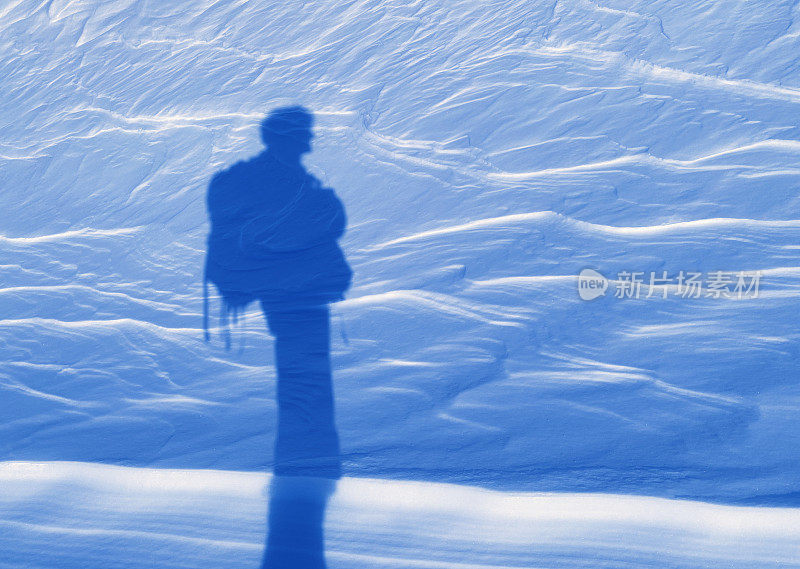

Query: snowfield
[[2, 462, 800, 569], [2, 0, 800, 566]]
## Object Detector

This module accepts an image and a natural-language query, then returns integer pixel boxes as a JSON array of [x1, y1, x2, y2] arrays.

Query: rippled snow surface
[[2, 1, 800, 565]]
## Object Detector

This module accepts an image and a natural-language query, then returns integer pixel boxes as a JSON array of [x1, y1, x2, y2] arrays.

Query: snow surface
[[2, 0, 800, 565], [2, 461, 799, 569]]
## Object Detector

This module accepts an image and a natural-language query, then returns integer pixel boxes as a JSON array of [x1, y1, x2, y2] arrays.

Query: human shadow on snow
[[204, 106, 350, 568]]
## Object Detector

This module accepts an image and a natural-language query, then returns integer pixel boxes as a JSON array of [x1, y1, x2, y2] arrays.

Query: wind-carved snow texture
[[2, 0, 800, 521]]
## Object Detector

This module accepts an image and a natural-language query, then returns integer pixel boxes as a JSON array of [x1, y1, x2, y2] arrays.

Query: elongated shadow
[[204, 106, 351, 568]]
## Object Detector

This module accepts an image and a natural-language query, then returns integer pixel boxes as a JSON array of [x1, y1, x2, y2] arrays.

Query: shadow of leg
[[267, 305, 341, 478], [261, 305, 341, 567], [261, 476, 337, 569]]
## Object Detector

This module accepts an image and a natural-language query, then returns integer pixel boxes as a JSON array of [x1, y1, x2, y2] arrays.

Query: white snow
[[1, 461, 799, 569]]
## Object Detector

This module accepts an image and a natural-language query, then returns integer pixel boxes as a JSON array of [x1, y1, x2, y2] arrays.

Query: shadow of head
[[261, 106, 314, 159]]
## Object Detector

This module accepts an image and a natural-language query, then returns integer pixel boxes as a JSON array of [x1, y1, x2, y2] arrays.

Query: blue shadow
[[204, 106, 350, 568]]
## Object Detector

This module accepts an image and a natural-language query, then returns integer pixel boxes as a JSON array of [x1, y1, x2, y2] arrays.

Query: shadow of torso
[[205, 153, 351, 314]]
